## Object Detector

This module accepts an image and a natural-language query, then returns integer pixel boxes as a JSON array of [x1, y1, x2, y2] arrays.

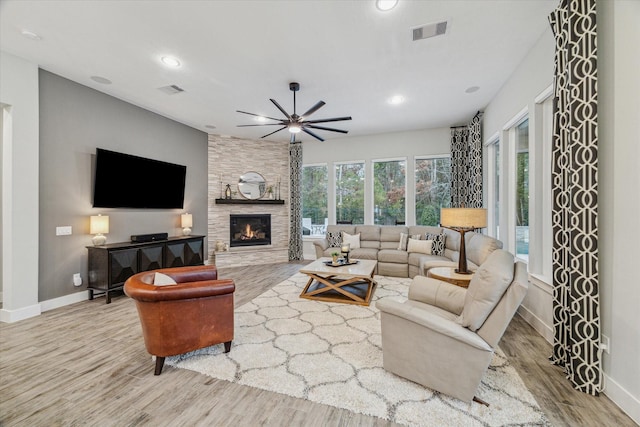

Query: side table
[[427, 267, 474, 288]]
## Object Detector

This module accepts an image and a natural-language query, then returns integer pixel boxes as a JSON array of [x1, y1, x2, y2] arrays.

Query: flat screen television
[[93, 148, 186, 209]]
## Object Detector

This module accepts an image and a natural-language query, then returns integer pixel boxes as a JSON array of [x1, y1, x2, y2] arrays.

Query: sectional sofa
[[313, 225, 502, 278]]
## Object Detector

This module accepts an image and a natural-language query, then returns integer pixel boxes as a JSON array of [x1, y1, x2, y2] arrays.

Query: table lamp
[[440, 208, 487, 274], [341, 243, 351, 263], [90, 214, 109, 246], [181, 213, 193, 236]]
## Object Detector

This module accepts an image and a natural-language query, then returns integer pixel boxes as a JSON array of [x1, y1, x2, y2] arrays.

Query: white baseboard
[[0, 303, 42, 323], [517, 304, 553, 343], [40, 290, 88, 312], [604, 373, 640, 425]]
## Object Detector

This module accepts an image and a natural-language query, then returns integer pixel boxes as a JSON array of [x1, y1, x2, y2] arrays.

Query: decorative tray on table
[[323, 260, 359, 267]]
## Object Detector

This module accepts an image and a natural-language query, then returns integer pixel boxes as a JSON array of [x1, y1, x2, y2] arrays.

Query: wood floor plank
[[0, 261, 635, 426]]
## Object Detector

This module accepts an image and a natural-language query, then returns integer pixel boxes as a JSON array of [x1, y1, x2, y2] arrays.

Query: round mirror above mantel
[[238, 171, 266, 200]]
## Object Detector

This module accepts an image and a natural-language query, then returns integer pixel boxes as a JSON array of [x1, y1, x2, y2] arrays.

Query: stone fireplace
[[229, 214, 271, 247]]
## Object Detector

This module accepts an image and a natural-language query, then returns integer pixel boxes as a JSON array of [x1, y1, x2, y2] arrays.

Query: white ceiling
[[0, 0, 557, 142]]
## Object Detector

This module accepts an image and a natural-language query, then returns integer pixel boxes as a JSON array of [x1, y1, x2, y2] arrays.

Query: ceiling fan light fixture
[[288, 124, 302, 134], [376, 0, 398, 12]]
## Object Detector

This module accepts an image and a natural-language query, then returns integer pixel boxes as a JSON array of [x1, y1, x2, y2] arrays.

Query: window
[[415, 157, 451, 226], [373, 159, 406, 225], [301, 164, 328, 236], [515, 119, 529, 261], [335, 162, 365, 224], [486, 137, 501, 239]]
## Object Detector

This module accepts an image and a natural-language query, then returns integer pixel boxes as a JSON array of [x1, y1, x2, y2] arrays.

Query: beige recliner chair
[[376, 249, 528, 403]]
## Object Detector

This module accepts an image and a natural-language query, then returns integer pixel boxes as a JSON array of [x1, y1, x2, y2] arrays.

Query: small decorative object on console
[[181, 213, 192, 236]]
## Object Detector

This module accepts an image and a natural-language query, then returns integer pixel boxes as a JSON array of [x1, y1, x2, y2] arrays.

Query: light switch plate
[[56, 226, 72, 236]]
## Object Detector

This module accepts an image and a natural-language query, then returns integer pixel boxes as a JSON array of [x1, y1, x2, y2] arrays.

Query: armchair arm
[[376, 299, 491, 352], [408, 276, 466, 315], [162, 265, 218, 282], [125, 276, 235, 302], [313, 239, 329, 258]]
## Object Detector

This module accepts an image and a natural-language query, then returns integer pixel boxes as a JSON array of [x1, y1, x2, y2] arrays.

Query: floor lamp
[[440, 208, 487, 274]]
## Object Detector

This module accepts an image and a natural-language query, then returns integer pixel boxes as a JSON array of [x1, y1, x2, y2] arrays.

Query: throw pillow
[[407, 238, 433, 255], [398, 232, 408, 250], [425, 232, 446, 256], [398, 233, 423, 250], [327, 231, 342, 247], [342, 232, 361, 249], [153, 272, 177, 286]]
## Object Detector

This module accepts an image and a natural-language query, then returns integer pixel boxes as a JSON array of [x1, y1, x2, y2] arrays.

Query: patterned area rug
[[167, 273, 549, 426]]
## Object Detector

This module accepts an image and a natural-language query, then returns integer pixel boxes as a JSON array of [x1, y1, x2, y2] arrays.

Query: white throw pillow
[[341, 232, 361, 249], [407, 238, 433, 255], [398, 232, 408, 250], [153, 272, 177, 286]]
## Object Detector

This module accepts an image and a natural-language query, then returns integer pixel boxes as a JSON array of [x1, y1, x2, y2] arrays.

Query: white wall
[[598, 0, 640, 423], [0, 51, 40, 322]]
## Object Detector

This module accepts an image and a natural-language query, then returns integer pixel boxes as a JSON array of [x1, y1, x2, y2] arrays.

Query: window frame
[[334, 160, 366, 225], [371, 156, 408, 225], [414, 154, 452, 227]]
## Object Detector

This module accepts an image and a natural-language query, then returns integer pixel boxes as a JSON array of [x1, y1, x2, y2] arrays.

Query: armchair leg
[[154, 356, 166, 375], [473, 396, 490, 407], [224, 341, 232, 353]]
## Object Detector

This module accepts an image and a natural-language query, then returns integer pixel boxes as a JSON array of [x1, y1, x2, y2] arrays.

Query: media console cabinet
[[86, 235, 205, 304]]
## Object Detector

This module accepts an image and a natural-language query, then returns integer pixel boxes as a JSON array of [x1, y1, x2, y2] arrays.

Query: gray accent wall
[[38, 70, 207, 301]]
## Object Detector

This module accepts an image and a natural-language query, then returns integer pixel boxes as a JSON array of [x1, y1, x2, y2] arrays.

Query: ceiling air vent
[[412, 20, 448, 42], [158, 84, 185, 95]]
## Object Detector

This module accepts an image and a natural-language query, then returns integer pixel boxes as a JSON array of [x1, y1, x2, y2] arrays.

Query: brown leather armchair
[[124, 265, 235, 375]]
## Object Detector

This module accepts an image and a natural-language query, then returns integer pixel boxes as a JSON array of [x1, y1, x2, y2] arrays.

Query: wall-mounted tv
[[93, 148, 186, 209]]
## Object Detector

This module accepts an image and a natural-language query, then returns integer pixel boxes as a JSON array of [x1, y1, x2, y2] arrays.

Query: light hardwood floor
[[0, 262, 635, 426]]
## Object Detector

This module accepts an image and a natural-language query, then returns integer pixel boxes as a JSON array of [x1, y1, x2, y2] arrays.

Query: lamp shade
[[440, 208, 487, 229], [90, 215, 109, 234], [181, 213, 193, 228]]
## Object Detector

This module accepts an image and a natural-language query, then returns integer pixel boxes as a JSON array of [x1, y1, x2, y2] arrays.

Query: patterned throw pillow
[[327, 231, 342, 248], [425, 232, 446, 256]]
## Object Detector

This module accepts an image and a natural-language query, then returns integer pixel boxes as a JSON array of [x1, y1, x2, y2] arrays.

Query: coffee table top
[[300, 258, 377, 278]]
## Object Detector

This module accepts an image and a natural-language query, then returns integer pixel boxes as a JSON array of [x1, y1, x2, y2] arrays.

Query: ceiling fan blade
[[302, 128, 325, 142], [300, 101, 326, 119], [237, 123, 286, 127], [269, 99, 292, 120], [306, 124, 349, 134], [261, 126, 287, 138], [304, 116, 352, 124], [236, 110, 282, 122]]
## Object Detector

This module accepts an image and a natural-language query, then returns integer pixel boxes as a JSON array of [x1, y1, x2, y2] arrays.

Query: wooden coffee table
[[299, 258, 378, 306]]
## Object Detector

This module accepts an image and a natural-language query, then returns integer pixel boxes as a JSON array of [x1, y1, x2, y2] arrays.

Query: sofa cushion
[[458, 249, 514, 331], [342, 232, 361, 249], [407, 238, 432, 255], [327, 231, 342, 247], [350, 248, 378, 260], [425, 233, 446, 255], [378, 249, 408, 263], [380, 226, 407, 250]]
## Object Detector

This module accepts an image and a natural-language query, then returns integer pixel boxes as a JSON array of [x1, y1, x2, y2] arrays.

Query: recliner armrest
[[376, 299, 492, 352], [408, 276, 466, 315]]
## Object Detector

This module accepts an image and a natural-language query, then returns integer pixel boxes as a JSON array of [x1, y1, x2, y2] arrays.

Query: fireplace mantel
[[214, 198, 285, 205]]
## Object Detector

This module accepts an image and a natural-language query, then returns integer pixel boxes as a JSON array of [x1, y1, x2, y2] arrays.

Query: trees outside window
[[415, 157, 451, 226], [301, 165, 328, 235], [515, 119, 529, 260], [335, 162, 365, 224], [373, 160, 406, 225]]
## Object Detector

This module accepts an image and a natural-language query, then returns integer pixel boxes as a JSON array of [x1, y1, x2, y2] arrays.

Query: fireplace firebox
[[230, 214, 271, 247]]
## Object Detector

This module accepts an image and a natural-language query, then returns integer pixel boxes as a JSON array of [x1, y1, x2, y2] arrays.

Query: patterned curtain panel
[[549, 0, 601, 395], [288, 142, 304, 261], [450, 112, 483, 208]]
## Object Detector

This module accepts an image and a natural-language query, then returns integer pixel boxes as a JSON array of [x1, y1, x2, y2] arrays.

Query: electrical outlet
[[73, 273, 82, 287], [56, 226, 72, 236], [601, 335, 610, 354]]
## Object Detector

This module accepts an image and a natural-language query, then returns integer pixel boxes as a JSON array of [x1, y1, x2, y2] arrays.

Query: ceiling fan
[[237, 82, 352, 143]]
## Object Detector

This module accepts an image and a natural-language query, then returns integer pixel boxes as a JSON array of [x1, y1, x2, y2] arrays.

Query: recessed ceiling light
[[205, 125, 217, 129], [388, 95, 405, 105], [160, 56, 181, 68], [465, 86, 480, 94], [254, 116, 268, 123], [21, 29, 42, 40], [90, 76, 112, 85], [376, 0, 398, 12]]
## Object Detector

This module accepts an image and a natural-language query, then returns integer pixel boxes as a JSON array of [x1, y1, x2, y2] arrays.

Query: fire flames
[[240, 223, 258, 240]]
